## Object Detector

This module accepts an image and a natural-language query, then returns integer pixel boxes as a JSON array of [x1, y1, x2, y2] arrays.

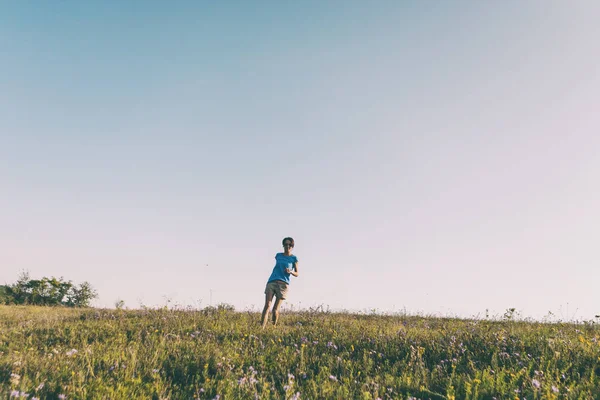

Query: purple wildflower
[[66, 349, 78, 357]]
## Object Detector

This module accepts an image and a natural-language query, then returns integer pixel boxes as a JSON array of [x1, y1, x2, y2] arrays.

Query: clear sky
[[1, 1, 599, 320]]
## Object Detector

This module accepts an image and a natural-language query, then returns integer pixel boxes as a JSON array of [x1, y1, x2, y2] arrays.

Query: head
[[282, 237, 294, 253]]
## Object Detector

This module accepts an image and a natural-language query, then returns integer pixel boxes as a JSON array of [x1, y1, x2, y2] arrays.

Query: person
[[261, 237, 299, 328]]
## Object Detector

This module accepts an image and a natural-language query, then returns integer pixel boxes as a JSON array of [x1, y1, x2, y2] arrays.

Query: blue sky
[[2, 2, 599, 319]]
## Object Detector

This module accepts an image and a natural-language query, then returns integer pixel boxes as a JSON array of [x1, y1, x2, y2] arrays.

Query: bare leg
[[272, 297, 283, 326], [261, 292, 274, 328]]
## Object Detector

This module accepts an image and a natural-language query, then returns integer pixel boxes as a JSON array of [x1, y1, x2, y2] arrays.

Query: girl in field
[[261, 237, 299, 328]]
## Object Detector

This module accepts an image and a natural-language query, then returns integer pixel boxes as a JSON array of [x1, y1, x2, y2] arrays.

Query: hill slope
[[1, 306, 599, 399]]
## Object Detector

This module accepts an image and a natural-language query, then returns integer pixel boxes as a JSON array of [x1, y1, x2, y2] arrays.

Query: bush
[[1, 272, 97, 307]]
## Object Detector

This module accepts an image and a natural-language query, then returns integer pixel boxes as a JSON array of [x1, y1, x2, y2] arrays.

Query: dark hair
[[282, 237, 295, 247]]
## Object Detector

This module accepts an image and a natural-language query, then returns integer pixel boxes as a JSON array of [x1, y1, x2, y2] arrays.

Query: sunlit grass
[[1, 305, 600, 399]]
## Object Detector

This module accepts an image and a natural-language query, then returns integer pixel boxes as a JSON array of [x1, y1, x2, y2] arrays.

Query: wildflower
[[213, 396, 220, 400], [152, 369, 159, 374], [284, 385, 290, 391], [532, 379, 541, 389], [10, 373, 20, 385], [552, 386, 559, 393], [329, 375, 337, 381], [10, 391, 20, 398], [19, 393, 29, 398], [66, 349, 78, 357], [288, 373, 295, 380], [289, 392, 301, 400], [58, 395, 67, 400], [32, 398, 40, 400], [36, 383, 45, 391], [199, 388, 205, 393]]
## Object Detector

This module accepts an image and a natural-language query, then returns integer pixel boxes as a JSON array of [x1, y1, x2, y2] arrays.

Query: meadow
[[1, 305, 600, 400]]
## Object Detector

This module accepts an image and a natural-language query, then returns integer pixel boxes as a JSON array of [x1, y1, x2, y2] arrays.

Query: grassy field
[[1, 305, 600, 399]]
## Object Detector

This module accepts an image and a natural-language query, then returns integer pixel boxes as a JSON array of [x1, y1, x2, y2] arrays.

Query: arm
[[287, 261, 299, 277]]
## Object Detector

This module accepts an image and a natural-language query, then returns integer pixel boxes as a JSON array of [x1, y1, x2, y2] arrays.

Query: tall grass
[[1, 305, 599, 399]]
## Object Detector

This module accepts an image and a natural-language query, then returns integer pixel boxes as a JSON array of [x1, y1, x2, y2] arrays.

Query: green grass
[[1, 305, 600, 399]]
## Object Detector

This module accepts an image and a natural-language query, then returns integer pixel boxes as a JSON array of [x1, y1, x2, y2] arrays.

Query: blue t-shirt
[[267, 253, 298, 285]]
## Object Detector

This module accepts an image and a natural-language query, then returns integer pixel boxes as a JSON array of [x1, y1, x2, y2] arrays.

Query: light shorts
[[265, 280, 289, 300]]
